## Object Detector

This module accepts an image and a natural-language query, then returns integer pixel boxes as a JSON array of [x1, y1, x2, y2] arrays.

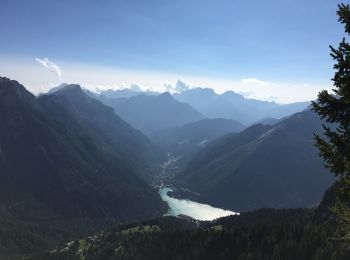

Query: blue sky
[[0, 0, 344, 103]]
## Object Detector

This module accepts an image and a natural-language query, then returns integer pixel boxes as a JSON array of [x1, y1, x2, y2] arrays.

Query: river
[[159, 187, 239, 221]]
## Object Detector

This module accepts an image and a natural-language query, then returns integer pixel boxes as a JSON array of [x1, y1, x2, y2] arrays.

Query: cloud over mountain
[[241, 78, 270, 86], [35, 57, 62, 81], [164, 79, 191, 93]]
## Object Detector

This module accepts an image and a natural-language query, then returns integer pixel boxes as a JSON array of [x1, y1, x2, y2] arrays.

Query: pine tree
[[312, 3, 350, 197]]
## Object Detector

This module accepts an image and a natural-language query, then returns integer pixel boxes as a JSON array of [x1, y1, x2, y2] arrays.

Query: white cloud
[[164, 79, 191, 93], [0, 56, 331, 103], [238, 90, 254, 98], [241, 78, 270, 86], [163, 82, 173, 92], [265, 95, 279, 102], [175, 80, 190, 92], [83, 83, 146, 93], [129, 83, 142, 91], [35, 57, 62, 81]]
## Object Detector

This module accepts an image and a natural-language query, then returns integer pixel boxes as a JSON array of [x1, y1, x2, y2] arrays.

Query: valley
[[1, 1, 349, 259], [154, 154, 238, 221], [0, 76, 340, 259]]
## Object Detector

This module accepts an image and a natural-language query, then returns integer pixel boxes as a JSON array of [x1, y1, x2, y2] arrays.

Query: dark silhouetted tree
[[312, 3, 350, 197], [312, 3, 350, 242]]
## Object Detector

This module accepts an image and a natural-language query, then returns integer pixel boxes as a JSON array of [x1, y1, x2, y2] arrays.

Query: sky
[[0, 0, 345, 103]]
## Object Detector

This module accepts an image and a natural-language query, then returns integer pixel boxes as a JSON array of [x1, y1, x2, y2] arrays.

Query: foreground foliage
[[29, 186, 350, 260], [312, 3, 350, 243], [312, 4, 350, 194]]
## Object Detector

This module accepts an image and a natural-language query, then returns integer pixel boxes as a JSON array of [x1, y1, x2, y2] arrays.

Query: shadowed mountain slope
[[98, 92, 205, 133], [149, 118, 245, 158], [0, 77, 166, 223], [175, 110, 334, 211]]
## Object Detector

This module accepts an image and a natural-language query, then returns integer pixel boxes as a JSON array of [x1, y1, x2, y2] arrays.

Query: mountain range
[[97, 92, 206, 133], [149, 118, 245, 159], [98, 88, 159, 99], [0, 77, 165, 225], [47, 84, 163, 181], [174, 87, 310, 124], [93, 86, 309, 134], [0, 76, 337, 259], [175, 110, 334, 211]]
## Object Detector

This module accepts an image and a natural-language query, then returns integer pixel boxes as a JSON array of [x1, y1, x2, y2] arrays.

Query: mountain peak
[[174, 87, 216, 100], [222, 90, 242, 98], [158, 92, 176, 102], [159, 91, 173, 98], [0, 76, 34, 102], [46, 83, 69, 94], [59, 84, 82, 91], [188, 87, 216, 95], [51, 84, 84, 97]]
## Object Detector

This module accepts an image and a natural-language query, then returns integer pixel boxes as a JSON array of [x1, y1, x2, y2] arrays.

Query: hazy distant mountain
[[0, 77, 165, 225], [268, 101, 311, 118], [98, 88, 159, 99], [36, 83, 69, 97], [46, 83, 69, 94], [149, 118, 245, 158], [60, 85, 308, 127], [251, 117, 281, 126], [175, 110, 334, 212], [174, 88, 250, 122], [174, 88, 310, 124], [98, 92, 205, 133]]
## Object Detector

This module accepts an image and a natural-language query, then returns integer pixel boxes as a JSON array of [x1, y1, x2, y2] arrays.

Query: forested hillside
[[0, 77, 166, 260], [30, 184, 349, 260], [175, 110, 334, 211]]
